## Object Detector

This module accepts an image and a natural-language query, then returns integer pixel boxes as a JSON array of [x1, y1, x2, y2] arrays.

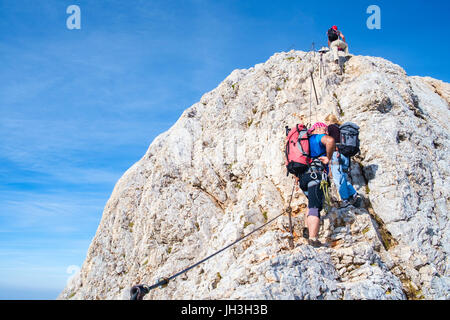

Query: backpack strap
[[297, 124, 311, 159], [285, 134, 291, 176]]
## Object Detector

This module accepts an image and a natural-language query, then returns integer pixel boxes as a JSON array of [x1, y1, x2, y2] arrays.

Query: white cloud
[[0, 190, 104, 231]]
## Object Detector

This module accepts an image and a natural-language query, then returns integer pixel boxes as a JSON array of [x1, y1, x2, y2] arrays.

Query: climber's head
[[332, 25, 338, 31], [309, 122, 328, 134], [324, 114, 341, 126]]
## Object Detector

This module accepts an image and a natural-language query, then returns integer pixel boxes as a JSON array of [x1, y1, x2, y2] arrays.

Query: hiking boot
[[340, 200, 351, 208], [354, 197, 362, 208], [350, 193, 362, 208], [308, 238, 322, 248], [302, 227, 309, 239]]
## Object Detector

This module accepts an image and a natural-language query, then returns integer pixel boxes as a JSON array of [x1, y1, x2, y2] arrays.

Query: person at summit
[[327, 25, 349, 64]]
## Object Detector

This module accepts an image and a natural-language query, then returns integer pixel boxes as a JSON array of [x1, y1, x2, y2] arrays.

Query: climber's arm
[[319, 135, 336, 165]]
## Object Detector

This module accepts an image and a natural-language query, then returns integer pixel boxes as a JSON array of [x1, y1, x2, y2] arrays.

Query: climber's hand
[[319, 156, 330, 165]]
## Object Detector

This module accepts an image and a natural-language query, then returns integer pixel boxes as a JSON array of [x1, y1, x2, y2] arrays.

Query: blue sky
[[0, 0, 448, 299]]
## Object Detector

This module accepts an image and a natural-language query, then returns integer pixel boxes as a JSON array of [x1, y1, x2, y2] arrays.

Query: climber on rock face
[[325, 114, 361, 208], [327, 25, 349, 64], [296, 122, 335, 247]]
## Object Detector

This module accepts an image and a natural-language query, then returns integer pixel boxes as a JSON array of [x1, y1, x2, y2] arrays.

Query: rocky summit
[[59, 50, 449, 300]]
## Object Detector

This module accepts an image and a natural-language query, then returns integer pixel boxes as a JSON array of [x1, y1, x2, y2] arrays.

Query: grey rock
[[59, 50, 449, 300]]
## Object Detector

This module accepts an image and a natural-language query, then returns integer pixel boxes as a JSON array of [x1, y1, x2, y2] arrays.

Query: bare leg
[[307, 214, 320, 238]]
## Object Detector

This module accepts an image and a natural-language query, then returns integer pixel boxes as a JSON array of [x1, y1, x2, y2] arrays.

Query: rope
[[130, 181, 297, 300], [286, 183, 296, 248], [312, 74, 319, 104], [309, 69, 320, 125], [306, 43, 320, 126], [309, 74, 312, 127], [320, 174, 331, 212]]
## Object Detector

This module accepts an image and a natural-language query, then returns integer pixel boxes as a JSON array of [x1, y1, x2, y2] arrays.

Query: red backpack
[[285, 124, 312, 177]]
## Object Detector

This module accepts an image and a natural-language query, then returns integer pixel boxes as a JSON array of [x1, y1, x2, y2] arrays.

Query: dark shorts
[[299, 172, 324, 216]]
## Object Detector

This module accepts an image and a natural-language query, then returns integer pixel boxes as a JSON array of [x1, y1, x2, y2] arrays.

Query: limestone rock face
[[59, 50, 449, 300]]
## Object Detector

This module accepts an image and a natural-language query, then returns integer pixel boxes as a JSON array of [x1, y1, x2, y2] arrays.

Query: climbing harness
[[130, 181, 297, 300], [306, 158, 331, 214]]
